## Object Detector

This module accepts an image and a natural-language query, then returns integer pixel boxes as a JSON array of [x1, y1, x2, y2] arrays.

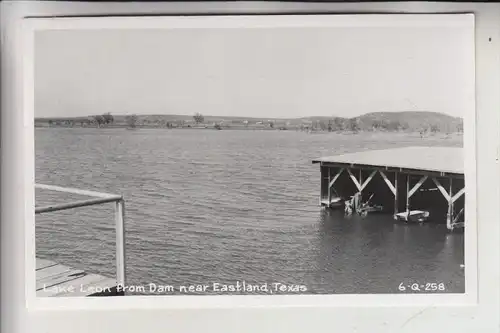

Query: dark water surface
[[35, 128, 464, 294]]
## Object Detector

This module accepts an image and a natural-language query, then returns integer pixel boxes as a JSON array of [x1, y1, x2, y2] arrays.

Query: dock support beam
[[347, 168, 361, 193], [361, 170, 377, 192], [345, 168, 377, 213], [380, 170, 397, 218], [324, 168, 344, 206], [381, 172, 428, 220], [347, 168, 376, 194], [432, 177, 465, 230], [408, 176, 428, 199]]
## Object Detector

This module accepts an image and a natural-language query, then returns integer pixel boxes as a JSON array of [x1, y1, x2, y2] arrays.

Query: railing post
[[115, 199, 126, 292]]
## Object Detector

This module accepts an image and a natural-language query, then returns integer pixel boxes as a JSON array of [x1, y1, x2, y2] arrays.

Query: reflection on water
[[35, 128, 464, 294], [316, 210, 464, 293]]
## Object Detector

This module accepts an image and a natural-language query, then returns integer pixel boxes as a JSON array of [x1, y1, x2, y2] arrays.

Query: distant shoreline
[[34, 110, 464, 135], [34, 124, 464, 139], [34, 124, 283, 131]]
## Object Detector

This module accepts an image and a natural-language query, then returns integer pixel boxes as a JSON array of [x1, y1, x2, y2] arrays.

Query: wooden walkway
[[36, 258, 122, 297]]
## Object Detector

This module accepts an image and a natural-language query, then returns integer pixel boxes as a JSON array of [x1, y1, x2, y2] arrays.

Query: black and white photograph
[[32, 14, 475, 298]]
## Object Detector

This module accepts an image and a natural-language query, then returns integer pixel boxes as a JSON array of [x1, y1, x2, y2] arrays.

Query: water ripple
[[35, 129, 464, 294]]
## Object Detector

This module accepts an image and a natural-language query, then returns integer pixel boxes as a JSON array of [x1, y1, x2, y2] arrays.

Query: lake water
[[35, 128, 465, 295]]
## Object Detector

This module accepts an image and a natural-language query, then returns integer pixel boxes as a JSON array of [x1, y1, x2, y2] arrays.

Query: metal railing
[[35, 183, 126, 288]]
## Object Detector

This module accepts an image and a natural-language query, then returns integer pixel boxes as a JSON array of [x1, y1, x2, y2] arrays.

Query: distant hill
[[285, 111, 462, 132], [35, 111, 463, 133], [353, 111, 462, 132]]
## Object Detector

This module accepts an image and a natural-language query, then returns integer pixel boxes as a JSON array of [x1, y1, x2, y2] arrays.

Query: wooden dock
[[312, 147, 465, 230], [35, 183, 127, 297], [36, 258, 122, 297]]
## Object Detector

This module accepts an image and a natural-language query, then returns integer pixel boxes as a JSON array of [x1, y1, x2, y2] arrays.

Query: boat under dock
[[312, 146, 465, 231]]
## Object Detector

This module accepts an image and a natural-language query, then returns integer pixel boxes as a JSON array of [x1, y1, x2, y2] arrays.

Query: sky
[[35, 20, 474, 119]]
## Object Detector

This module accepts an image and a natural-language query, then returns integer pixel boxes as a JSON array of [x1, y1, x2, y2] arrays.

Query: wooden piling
[[319, 166, 325, 206], [327, 168, 332, 206], [359, 169, 363, 200], [405, 174, 410, 215], [447, 177, 453, 230], [394, 172, 399, 218]]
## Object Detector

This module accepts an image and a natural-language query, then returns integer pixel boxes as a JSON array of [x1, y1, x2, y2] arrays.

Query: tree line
[[47, 113, 114, 127], [307, 117, 463, 134]]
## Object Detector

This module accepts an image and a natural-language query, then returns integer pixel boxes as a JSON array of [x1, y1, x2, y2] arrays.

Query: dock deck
[[36, 258, 121, 297], [312, 146, 463, 176], [312, 146, 465, 230]]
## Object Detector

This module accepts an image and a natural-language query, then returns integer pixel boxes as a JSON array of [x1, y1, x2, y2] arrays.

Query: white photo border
[[2, 2, 498, 333], [23, 13, 477, 310]]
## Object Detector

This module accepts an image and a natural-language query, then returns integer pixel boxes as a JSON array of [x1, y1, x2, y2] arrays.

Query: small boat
[[343, 193, 384, 217], [321, 196, 344, 209], [357, 194, 383, 217], [394, 210, 430, 223], [328, 197, 343, 208], [358, 204, 384, 214]]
